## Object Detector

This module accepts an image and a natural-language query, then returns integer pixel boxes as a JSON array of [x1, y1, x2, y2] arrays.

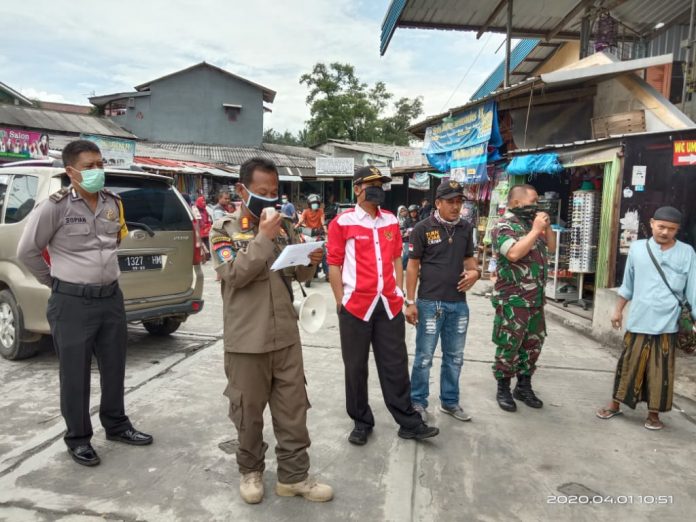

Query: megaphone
[[294, 293, 327, 333]]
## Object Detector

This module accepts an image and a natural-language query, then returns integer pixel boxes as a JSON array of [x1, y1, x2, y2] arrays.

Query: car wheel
[[0, 289, 39, 360], [142, 317, 183, 336]]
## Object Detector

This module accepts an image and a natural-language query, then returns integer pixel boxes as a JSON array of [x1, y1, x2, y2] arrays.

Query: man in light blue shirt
[[597, 207, 696, 430]]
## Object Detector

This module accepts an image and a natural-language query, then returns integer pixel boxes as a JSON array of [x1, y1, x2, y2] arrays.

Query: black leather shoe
[[497, 377, 517, 412], [68, 444, 100, 467], [106, 428, 153, 446], [398, 423, 439, 440], [513, 374, 544, 408], [348, 426, 372, 445]]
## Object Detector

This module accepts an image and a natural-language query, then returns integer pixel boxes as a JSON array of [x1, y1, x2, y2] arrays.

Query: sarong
[[613, 332, 676, 412]]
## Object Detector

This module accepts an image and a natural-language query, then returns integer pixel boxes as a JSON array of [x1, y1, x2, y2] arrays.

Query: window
[[4, 175, 38, 224], [105, 176, 192, 231]]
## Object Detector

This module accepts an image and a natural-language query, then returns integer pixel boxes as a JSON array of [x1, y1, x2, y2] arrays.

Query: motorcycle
[[299, 227, 327, 287]]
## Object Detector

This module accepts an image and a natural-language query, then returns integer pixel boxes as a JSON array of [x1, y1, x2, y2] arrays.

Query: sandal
[[596, 407, 623, 420], [644, 419, 664, 430]]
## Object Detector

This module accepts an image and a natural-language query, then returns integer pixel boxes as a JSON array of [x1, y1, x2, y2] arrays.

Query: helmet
[[307, 194, 321, 204], [408, 204, 420, 212]]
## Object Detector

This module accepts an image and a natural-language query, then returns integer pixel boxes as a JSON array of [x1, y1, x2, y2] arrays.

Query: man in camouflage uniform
[[491, 184, 555, 412], [209, 157, 332, 505]]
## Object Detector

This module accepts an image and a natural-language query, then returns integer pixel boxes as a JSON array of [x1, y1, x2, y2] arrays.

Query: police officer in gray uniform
[[17, 140, 152, 467]]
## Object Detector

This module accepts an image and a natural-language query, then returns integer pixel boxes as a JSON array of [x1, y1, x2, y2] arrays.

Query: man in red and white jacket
[[327, 166, 439, 445]]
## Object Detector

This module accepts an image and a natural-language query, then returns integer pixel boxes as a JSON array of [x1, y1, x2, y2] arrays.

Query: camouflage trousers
[[492, 304, 546, 380]]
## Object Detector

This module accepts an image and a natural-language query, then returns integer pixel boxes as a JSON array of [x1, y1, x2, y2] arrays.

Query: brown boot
[[276, 476, 334, 502], [240, 471, 264, 504]]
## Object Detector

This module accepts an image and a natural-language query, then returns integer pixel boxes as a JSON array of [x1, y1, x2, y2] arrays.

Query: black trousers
[[47, 287, 132, 448], [338, 300, 422, 430]]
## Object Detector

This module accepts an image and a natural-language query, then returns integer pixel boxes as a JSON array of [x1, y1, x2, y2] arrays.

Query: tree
[[299, 62, 423, 146], [263, 128, 307, 146]]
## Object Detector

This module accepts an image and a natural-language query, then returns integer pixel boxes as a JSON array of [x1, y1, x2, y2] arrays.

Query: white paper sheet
[[270, 241, 324, 271]]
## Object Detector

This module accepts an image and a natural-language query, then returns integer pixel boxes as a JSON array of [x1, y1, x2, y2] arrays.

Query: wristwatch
[[405, 299, 416, 306]]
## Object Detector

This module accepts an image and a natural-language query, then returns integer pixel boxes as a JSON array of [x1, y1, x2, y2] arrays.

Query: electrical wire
[[439, 33, 494, 113]]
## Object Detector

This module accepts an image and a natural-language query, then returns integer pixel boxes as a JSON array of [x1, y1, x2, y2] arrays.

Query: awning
[[279, 174, 301, 182], [506, 153, 564, 176], [541, 54, 674, 87]]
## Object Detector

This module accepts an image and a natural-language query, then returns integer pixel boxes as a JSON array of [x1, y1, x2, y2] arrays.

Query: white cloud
[[1, 0, 509, 135]]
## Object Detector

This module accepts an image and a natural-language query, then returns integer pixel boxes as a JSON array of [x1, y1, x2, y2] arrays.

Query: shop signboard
[[673, 140, 696, 166], [81, 134, 136, 167], [393, 148, 427, 168], [423, 100, 502, 183], [0, 127, 49, 160], [316, 157, 354, 178]]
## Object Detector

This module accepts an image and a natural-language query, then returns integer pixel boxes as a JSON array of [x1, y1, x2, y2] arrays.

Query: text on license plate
[[118, 255, 163, 272]]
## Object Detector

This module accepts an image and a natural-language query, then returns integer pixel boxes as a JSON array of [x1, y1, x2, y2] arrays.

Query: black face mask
[[243, 185, 278, 218], [509, 204, 539, 222], [363, 186, 385, 206]]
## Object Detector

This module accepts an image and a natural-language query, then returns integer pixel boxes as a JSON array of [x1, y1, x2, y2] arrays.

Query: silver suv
[[0, 165, 205, 360]]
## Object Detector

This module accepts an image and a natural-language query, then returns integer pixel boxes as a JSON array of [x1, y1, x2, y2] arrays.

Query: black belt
[[51, 279, 119, 298]]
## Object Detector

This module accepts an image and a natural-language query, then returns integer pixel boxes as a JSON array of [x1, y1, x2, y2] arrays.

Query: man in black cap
[[597, 206, 696, 431], [327, 166, 439, 445], [405, 180, 479, 423]]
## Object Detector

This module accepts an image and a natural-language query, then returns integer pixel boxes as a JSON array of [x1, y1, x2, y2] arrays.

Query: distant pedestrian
[[17, 139, 152, 467], [419, 199, 432, 221], [327, 166, 439, 445], [405, 180, 479, 423], [212, 190, 232, 221], [195, 196, 212, 258], [491, 184, 555, 412], [597, 207, 696, 430]]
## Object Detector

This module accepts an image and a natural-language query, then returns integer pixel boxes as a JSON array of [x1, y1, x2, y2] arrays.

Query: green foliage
[[299, 62, 423, 146], [263, 128, 306, 146]]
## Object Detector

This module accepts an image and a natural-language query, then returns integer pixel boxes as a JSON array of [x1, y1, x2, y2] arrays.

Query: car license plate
[[118, 255, 163, 272]]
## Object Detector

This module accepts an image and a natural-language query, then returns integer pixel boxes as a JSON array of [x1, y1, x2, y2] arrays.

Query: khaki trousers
[[223, 344, 311, 484]]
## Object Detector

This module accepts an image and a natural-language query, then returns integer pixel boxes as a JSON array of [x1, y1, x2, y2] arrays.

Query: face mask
[[311, 203, 319, 210], [281, 198, 288, 204], [242, 184, 278, 218], [509, 204, 539, 222], [363, 186, 385, 206], [76, 168, 105, 193]]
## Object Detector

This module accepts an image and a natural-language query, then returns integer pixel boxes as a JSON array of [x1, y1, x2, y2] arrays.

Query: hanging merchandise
[[569, 190, 600, 273], [409, 172, 431, 191]]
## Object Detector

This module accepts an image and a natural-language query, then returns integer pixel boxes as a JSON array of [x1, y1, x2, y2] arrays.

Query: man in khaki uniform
[[17, 139, 152, 468], [210, 157, 333, 504]]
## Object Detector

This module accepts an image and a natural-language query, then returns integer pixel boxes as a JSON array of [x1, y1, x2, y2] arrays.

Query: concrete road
[[1, 264, 695, 521]]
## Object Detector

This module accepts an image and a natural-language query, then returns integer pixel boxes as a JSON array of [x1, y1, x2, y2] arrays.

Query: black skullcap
[[653, 206, 682, 224]]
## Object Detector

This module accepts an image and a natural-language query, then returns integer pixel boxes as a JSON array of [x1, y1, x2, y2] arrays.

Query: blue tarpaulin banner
[[423, 101, 503, 184], [506, 153, 564, 176]]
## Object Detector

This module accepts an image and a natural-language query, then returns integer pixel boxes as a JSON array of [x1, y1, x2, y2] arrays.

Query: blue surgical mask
[[77, 168, 105, 193], [311, 203, 319, 210]]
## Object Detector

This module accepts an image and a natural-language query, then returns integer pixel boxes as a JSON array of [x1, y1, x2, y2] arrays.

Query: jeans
[[402, 242, 409, 270], [411, 299, 470, 408]]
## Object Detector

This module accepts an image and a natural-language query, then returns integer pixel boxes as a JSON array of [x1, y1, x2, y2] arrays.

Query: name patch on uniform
[[425, 230, 442, 245], [65, 216, 87, 224], [211, 235, 232, 244]]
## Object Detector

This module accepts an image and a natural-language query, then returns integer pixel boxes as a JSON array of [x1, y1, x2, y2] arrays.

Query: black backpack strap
[[645, 241, 692, 313]]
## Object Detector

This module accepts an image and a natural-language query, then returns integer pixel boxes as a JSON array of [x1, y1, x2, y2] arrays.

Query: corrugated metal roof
[[260, 143, 322, 159], [471, 39, 541, 100], [142, 142, 316, 169], [0, 82, 34, 106], [381, 0, 693, 54], [319, 139, 399, 157], [0, 105, 135, 138]]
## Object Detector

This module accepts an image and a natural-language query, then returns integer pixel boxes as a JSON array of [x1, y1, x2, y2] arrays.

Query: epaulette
[[212, 215, 235, 234], [102, 188, 122, 200], [49, 188, 69, 203]]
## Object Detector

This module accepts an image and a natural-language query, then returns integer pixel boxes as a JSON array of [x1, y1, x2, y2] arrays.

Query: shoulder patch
[[49, 188, 69, 203], [102, 188, 121, 200]]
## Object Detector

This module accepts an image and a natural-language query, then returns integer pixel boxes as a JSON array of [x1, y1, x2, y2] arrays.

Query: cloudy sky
[[1, 0, 510, 134]]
